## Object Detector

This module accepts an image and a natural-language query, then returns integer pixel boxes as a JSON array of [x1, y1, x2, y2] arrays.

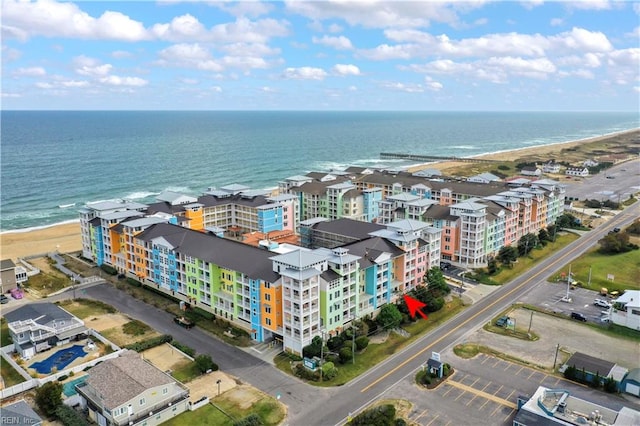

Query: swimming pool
[[63, 375, 88, 397], [31, 345, 88, 374]]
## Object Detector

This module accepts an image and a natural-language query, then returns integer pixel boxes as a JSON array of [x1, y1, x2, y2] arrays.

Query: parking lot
[[522, 280, 614, 324]]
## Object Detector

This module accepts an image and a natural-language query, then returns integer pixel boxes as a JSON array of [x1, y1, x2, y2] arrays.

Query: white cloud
[[61, 80, 90, 88], [348, 85, 357, 91], [381, 81, 424, 93], [211, 86, 222, 92], [181, 78, 199, 84], [564, 0, 612, 10], [424, 76, 443, 91], [2, 0, 149, 41], [282, 67, 327, 80], [214, 1, 274, 18], [35, 82, 55, 89], [332, 64, 361, 76], [160, 43, 211, 61], [606, 48, 639, 67], [76, 63, 113, 76], [13, 67, 46, 77], [284, 1, 480, 29], [262, 86, 276, 92], [1, 92, 22, 98], [550, 18, 564, 27], [328, 23, 343, 33], [151, 14, 207, 41], [100, 75, 148, 86], [312, 35, 354, 50]]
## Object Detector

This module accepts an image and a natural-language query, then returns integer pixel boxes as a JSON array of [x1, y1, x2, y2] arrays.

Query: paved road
[[73, 200, 639, 426]]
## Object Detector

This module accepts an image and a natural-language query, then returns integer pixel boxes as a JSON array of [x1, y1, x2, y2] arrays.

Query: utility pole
[[320, 330, 325, 382], [553, 343, 560, 370], [351, 320, 357, 365], [528, 311, 533, 335], [588, 266, 592, 286]]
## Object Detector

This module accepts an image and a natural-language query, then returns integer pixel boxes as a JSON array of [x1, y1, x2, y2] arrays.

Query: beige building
[[1, 259, 18, 293]]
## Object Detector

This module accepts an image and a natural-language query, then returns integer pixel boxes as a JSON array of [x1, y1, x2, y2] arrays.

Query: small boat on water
[[58, 203, 76, 209]]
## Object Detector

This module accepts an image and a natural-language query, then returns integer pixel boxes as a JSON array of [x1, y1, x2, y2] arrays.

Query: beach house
[[610, 290, 640, 331], [0, 258, 18, 293], [76, 350, 190, 426], [4, 303, 87, 359]]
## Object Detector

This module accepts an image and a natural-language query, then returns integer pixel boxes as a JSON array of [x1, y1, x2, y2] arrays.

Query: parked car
[[496, 316, 509, 327], [570, 312, 587, 322], [600, 316, 611, 323], [174, 316, 195, 329], [594, 299, 611, 308], [439, 262, 452, 271], [0, 294, 9, 304], [10, 288, 24, 299]]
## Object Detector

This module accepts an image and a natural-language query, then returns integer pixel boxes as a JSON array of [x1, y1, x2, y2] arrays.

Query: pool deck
[[25, 338, 102, 377]]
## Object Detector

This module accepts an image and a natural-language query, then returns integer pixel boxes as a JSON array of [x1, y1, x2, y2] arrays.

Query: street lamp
[[319, 329, 326, 382], [350, 317, 358, 365], [216, 379, 221, 396]]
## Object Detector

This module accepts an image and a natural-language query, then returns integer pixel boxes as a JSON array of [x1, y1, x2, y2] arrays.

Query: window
[[163, 387, 168, 395], [265, 306, 271, 314], [266, 318, 272, 326], [265, 294, 271, 302]]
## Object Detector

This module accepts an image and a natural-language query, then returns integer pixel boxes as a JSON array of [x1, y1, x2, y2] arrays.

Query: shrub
[[124, 334, 172, 352], [294, 363, 320, 381], [443, 363, 451, 376], [351, 404, 396, 426], [394, 419, 408, 426], [56, 405, 89, 426], [327, 336, 344, 351], [234, 413, 264, 426], [99, 265, 118, 275], [194, 354, 218, 373], [355, 336, 369, 351], [321, 361, 338, 380], [603, 376, 618, 393], [171, 341, 196, 357], [338, 347, 353, 364], [327, 354, 340, 365], [126, 277, 142, 287]]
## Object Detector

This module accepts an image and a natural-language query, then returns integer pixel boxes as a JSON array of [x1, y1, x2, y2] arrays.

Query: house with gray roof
[[4, 303, 87, 359], [76, 350, 189, 426], [0, 400, 42, 426]]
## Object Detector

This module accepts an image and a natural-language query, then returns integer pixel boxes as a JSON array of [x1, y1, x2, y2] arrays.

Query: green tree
[[376, 304, 403, 329], [487, 258, 499, 275], [355, 336, 369, 350], [497, 246, 518, 267], [425, 267, 450, 295], [303, 335, 323, 359], [35, 381, 63, 418], [338, 347, 353, 364], [598, 232, 631, 254], [195, 354, 218, 373], [518, 233, 539, 257]]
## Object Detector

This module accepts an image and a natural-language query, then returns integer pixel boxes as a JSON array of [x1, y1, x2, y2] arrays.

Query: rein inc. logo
[[1, 416, 39, 424]]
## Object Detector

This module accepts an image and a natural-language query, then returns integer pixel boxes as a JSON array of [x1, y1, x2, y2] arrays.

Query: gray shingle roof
[[312, 218, 385, 240], [0, 400, 42, 425], [83, 350, 175, 409], [135, 223, 280, 282], [4, 303, 73, 325], [565, 352, 615, 376], [1, 259, 16, 270], [342, 237, 404, 268]]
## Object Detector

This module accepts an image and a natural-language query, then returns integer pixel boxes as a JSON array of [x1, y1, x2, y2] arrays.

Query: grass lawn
[[100, 325, 160, 347], [491, 233, 580, 284], [549, 246, 640, 292], [1, 318, 11, 347], [1, 357, 26, 387], [163, 395, 284, 426], [171, 361, 202, 383], [453, 343, 548, 371], [275, 298, 466, 387], [23, 270, 69, 296], [57, 299, 116, 319]]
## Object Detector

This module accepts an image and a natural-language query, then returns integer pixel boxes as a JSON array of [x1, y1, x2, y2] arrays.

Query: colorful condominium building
[[80, 190, 441, 354]]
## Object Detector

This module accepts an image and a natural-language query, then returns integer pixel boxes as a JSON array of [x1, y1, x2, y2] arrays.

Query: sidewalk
[[242, 341, 283, 365]]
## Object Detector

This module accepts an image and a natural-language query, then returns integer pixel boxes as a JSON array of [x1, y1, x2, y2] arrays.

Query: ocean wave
[[123, 191, 159, 200], [0, 219, 80, 235], [451, 145, 476, 150]]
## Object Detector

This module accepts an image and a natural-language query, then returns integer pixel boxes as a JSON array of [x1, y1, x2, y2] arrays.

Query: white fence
[[0, 330, 122, 400], [189, 396, 210, 411]]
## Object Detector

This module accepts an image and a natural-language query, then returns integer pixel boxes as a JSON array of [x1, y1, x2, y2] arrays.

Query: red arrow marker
[[403, 295, 428, 320]]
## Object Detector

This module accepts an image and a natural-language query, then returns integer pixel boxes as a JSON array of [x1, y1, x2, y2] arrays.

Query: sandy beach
[[1, 128, 637, 263], [1, 222, 82, 261]]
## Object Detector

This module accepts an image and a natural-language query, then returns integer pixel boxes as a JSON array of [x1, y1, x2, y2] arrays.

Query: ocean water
[[1, 111, 638, 232]]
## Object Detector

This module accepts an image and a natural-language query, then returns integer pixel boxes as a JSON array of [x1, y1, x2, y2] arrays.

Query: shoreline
[[1, 127, 638, 262]]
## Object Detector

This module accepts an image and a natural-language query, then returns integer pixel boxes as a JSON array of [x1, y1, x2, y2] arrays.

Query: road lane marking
[[491, 403, 503, 416], [442, 385, 454, 397], [481, 355, 490, 364], [516, 366, 524, 375], [504, 363, 511, 371], [454, 389, 465, 401], [359, 223, 623, 394], [481, 381, 492, 391], [445, 380, 516, 409], [527, 370, 536, 380]]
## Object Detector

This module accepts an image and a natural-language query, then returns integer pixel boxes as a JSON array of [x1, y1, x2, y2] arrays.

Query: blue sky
[[2, 0, 639, 111]]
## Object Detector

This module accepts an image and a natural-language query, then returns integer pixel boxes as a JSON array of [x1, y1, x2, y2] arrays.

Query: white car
[[594, 299, 611, 308]]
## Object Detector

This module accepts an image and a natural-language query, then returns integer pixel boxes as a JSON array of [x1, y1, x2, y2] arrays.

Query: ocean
[[1, 111, 638, 232]]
